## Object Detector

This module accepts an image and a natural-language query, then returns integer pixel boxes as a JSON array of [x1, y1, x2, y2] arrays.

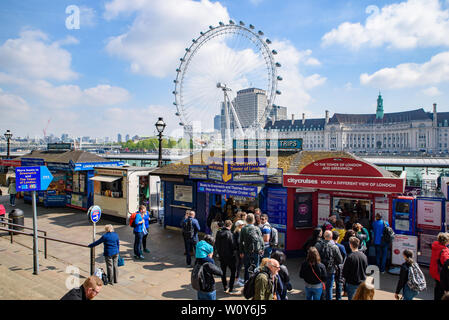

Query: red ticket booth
[[282, 153, 406, 254]]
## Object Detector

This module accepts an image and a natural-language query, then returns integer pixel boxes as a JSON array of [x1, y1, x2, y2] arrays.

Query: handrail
[[0, 227, 94, 275], [0, 218, 48, 259]]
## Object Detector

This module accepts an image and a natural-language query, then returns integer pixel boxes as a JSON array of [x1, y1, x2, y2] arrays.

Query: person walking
[[429, 232, 449, 300], [181, 210, 201, 266], [215, 220, 237, 293], [191, 236, 223, 300], [332, 230, 347, 300], [233, 220, 246, 287], [138, 205, 151, 254], [271, 250, 292, 300], [88, 224, 120, 285], [372, 213, 390, 273], [395, 249, 426, 300], [239, 213, 264, 282], [342, 237, 368, 300], [61, 275, 103, 300], [315, 230, 343, 300], [133, 210, 145, 260], [8, 177, 16, 207], [352, 276, 375, 300], [259, 214, 273, 258], [300, 246, 327, 300], [253, 258, 280, 300]]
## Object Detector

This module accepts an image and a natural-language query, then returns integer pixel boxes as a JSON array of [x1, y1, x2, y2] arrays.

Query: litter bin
[[9, 208, 24, 234]]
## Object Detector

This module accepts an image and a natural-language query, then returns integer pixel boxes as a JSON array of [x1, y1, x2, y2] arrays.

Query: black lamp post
[[4, 130, 12, 159], [155, 117, 166, 167]]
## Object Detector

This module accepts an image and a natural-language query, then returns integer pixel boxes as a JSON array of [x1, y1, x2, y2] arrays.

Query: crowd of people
[[59, 201, 449, 301]]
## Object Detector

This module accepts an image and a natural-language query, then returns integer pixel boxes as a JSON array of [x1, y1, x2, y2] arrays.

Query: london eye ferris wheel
[[172, 20, 282, 143]]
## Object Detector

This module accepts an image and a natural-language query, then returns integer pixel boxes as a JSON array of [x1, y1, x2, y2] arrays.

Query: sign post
[[87, 205, 101, 275], [15, 166, 53, 275]]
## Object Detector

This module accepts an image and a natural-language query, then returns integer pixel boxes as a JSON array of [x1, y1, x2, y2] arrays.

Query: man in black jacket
[[215, 220, 236, 293], [61, 275, 103, 300], [315, 230, 342, 300], [342, 236, 368, 300]]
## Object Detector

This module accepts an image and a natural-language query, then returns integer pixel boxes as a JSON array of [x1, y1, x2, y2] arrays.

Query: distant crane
[[43, 118, 51, 141]]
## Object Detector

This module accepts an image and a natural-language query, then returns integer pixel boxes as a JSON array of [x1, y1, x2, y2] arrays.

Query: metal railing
[[0, 218, 95, 275]]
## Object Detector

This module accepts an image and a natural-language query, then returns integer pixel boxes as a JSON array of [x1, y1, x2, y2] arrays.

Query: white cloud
[[422, 86, 442, 96], [0, 88, 30, 114], [0, 29, 78, 81], [80, 6, 97, 27], [0, 74, 130, 108], [104, 0, 230, 78], [322, 0, 449, 50], [360, 51, 449, 88]]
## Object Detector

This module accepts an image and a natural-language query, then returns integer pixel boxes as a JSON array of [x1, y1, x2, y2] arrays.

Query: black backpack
[[191, 263, 204, 291], [319, 242, 335, 272], [381, 221, 395, 243], [243, 269, 271, 299], [182, 218, 195, 239]]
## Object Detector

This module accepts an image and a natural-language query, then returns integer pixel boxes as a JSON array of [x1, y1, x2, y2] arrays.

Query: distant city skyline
[[1, 0, 449, 138]]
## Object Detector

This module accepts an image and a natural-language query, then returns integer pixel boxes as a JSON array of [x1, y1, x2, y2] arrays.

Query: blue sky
[[1, 0, 449, 139]]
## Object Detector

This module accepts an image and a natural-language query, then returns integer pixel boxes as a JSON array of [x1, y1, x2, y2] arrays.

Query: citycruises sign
[[283, 174, 405, 194]]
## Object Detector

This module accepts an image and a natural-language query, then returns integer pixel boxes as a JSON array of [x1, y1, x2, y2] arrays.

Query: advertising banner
[[189, 165, 208, 179], [283, 174, 405, 193], [267, 188, 287, 230], [197, 182, 258, 198], [392, 235, 418, 265], [299, 157, 383, 177], [294, 192, 313, 229], [318, 193, 331, 226], [417, 199, 442, 230]]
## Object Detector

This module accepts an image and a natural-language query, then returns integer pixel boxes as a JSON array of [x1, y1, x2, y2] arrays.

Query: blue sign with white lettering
[[15, 166, 54, 192], [197, 182, 258, 198]]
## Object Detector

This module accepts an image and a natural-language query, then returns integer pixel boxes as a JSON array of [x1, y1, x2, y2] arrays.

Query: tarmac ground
[[0, 194, 436, 300]]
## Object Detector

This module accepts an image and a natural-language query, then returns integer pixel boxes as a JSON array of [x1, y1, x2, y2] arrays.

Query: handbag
[[310, 263, 326, 291], [118, 255, 124, 267]]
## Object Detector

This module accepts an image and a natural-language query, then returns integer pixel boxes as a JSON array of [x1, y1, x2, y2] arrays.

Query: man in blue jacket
[[181, 210, 201, 266], [372, 213, 389, 273]]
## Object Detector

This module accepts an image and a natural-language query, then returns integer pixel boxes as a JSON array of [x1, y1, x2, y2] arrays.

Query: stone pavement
[[0, 196, 436, 300]]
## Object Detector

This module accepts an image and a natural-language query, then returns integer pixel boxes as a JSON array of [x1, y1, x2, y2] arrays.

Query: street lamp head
[[155, 117, 166, 133], [4, 130, 12, 140]]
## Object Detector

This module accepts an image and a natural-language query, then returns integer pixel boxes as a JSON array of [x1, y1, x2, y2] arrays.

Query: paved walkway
[[0, 196, 435, 300]]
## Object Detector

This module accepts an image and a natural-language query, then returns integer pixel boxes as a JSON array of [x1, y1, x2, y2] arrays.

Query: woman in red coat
[[429, 232, 449, 300]]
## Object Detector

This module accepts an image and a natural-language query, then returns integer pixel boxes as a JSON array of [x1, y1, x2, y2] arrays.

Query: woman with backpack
[[299, 246, 327, 300], [353, 223, 370, 255], [395, 249, 426, 300]]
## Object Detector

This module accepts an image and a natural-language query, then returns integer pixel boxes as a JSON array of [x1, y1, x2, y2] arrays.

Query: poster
[[392, 235, 418, 265], [267, 188, 287, 230], [318, 193, 330, 205], [174, 185, 193, 203], [294, 192, 313, 229], [375, 197, 389, 210], [418, 231, 438, 265], [318, 204, 330, 227], [417, 199, 442, 230]]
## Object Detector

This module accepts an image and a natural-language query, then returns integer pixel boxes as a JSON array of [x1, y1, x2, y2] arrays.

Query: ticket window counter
[[333, 197, 372, 230], [92, 175, 127, 218]]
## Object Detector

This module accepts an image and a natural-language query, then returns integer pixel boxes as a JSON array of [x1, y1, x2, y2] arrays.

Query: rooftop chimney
[[433, 103, 437, 127], [325, 110, 329, 124], [302, 113, 305, 125], [291, 114, 295, 125]]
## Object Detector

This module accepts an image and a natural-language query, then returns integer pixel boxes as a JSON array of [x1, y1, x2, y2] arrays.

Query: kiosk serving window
[[92, 176, 123, 198]]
